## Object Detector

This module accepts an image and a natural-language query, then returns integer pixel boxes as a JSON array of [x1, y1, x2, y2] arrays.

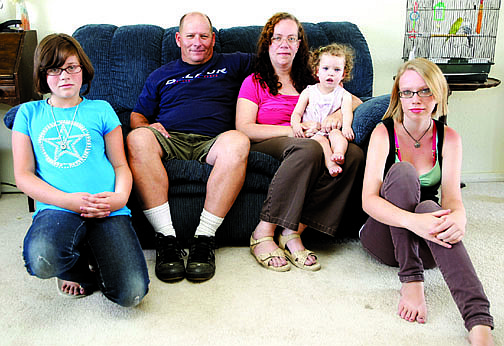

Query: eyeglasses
[[398, 88, 433, 98], [271, 35, 300, 46], [46, 65, 82, 76]]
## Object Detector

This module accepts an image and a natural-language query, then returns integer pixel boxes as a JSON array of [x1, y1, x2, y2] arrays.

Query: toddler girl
[[291, 43, 355, 176]]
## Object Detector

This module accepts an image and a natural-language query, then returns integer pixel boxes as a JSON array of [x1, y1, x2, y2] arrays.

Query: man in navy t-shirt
[[127, 12, 253, 282]]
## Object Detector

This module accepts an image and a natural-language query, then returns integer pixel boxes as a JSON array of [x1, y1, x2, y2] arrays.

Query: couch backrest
[[72, 22, 373, 114], [4, 22, 374, 130]]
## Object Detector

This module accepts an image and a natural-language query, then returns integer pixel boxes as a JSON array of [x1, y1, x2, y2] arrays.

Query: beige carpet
[[0, 182, 502, 346]]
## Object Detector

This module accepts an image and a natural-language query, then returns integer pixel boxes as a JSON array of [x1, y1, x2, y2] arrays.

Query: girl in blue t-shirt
[[12, 33, 149, 306]]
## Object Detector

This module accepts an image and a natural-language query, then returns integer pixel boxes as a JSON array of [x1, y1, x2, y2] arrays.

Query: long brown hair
[[253, 12, 316, 95], [34, 33, 94, 95]]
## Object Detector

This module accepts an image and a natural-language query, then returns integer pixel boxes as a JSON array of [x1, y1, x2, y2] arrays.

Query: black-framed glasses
[[399, 88, 433, 98], [46, 65, 82, 76]]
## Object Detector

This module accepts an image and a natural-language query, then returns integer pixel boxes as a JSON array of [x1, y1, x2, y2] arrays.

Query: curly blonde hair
[[310, 43, 354, 83]]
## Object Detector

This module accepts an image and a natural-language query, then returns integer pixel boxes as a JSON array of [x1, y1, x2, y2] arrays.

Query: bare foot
[[469, 325, 494, 346], [59, 279, 86, 296], [331, 152, 345, 165], [252, 223, 288, 268], [398, 281, 427, 323], [281, 230, 317, 266], [326, 162, 342, 177]]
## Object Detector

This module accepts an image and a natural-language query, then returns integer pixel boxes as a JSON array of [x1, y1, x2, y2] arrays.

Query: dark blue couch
[[4, 22, 390, 247]]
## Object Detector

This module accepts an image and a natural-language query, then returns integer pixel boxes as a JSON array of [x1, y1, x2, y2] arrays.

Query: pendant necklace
[[402, 119, 431, 149], [49, 98, 80, 150]]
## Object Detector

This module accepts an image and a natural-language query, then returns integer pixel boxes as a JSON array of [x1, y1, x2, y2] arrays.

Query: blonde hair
[[383, 58, 448, 122], [310, 43, 354, 83]]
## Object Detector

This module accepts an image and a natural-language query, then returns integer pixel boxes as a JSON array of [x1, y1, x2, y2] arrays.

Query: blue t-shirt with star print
[[13, 98, 130, 216]]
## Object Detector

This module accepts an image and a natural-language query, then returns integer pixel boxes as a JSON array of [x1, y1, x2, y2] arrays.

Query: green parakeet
[[446, 17, 463, 42]]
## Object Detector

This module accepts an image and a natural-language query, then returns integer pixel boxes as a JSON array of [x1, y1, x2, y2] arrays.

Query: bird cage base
[[436, 59, 493, 82]]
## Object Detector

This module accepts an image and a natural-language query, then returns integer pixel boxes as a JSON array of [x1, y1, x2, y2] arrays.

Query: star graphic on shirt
[[42, 123, 86, 160], [39, 121, 91, 168]]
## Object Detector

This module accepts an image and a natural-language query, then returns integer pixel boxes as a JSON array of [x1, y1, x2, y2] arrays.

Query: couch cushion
[[165, 151, 280, 194], [73, 24, 116, 104], [161, 27, 181, 65], [353, 94, 391, 145], [110, 25, 165, 113], [218, 26, 263, 54]]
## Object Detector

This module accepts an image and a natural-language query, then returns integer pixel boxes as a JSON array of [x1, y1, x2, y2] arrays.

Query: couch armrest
[[3, 104, 21, 130], [352, 94, 390, 146]]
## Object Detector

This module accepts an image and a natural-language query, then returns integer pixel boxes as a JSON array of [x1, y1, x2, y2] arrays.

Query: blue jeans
[[23, 210, 149, 307]]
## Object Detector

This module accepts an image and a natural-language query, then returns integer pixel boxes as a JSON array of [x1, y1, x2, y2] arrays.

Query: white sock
[[194, 209, 224, 237], [143, 202, 176, 237]]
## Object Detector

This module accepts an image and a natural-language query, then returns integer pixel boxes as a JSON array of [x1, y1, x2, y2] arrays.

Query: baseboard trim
[[461, 172, 504, 183]]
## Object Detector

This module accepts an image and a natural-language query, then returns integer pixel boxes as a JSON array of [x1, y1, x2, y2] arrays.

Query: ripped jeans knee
[[23, 210, 85, 279]]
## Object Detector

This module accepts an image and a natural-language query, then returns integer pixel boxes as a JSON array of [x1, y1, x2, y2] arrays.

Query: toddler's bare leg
[[311, 134, 342, 177], [329, 129, 348, 165]]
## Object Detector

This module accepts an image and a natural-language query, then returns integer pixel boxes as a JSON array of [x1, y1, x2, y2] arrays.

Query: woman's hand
[[321, 112, 342, 133], [406, 209, 454, 248], [291, 122, 305, 138], [430, 210, 466, 244], [302, 121, 321, 138]]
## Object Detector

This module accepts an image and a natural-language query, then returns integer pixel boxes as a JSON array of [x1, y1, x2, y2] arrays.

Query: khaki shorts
[[144, 127, 218, 163]]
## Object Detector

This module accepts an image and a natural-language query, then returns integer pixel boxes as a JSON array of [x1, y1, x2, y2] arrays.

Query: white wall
[[1, 1, 503, 192]]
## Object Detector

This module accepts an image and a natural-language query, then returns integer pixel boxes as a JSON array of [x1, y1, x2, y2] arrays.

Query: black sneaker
[[186, 235, 216, 281], [155, 233, 186, 282]]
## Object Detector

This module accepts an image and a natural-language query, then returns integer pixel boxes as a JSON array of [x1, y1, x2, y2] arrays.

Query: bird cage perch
[[403, 0, 501, 82]]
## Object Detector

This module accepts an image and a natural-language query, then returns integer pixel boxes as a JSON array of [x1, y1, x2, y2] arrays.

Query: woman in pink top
[[237, 12, 364, 272]]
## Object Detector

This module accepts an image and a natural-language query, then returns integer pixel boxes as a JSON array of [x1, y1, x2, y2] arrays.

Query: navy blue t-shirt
[[133, 52, 253, 137]]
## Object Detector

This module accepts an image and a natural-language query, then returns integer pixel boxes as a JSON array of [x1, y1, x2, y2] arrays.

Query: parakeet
[[461, 25, 472, 47], [445, 17, 463, 42]]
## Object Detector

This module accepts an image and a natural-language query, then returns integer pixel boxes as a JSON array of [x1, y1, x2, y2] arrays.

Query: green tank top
[[394, 133, 441, 187]]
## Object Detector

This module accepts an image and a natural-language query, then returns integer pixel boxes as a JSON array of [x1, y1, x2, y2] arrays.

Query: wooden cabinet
[[0, 30, 40, 106]]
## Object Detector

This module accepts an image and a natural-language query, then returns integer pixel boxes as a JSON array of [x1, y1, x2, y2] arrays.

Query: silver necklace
[[49, 99, 80, 150], [402, 120, 431, 149]]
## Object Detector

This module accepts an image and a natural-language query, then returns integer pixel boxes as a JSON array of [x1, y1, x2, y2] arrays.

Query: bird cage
[[403, 0, 501, 82]]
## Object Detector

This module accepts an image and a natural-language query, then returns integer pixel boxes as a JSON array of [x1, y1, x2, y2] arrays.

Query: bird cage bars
[[403, 0, 501, 82]]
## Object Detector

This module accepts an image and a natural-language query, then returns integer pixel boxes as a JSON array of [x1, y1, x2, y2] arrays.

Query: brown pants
[[360, 162, 493, 331], [251, 137, 364, 236]]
